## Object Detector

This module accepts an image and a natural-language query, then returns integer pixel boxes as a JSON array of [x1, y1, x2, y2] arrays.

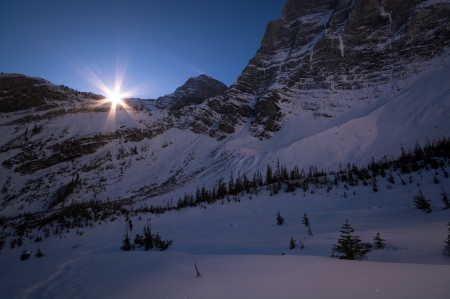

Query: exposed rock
[[0, 73, 105, 113]]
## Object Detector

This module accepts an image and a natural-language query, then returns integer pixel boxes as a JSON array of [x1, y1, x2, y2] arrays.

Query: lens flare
[[107, 91, 124, 106]]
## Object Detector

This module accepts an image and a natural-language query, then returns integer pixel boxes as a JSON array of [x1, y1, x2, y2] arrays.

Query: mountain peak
[[156, 74, 227, 110]]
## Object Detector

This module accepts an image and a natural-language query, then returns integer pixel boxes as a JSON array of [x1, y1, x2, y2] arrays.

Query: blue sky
[[0, 0, 286, 99]]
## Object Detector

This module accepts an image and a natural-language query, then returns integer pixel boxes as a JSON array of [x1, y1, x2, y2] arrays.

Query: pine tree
[[154, 232, 161, 248], [440, 184, 450, 209], [35, 246, 44, 258], [331, 220, 371, 260], [143, 223, 153, 250], [373, 232, 386, 249], [276, 211, 284, 225], [412, 187, 432, 213], [302, 212, 313, 236], [289, 237, 296, 249], [20, 249, 31, 261], [134, 234, 144, 247], [121, 233, 132, 251]]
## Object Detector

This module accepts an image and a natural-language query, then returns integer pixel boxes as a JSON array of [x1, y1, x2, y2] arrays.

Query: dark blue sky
[[0, 0, 286, 99]]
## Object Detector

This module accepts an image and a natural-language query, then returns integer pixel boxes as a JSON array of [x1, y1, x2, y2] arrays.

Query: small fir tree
[[276, 211, 284, 225], [134, 234, 144, 247], [289, 237, 296, 249], [412, 187, 432, 213], [121, 233, 132, 251], [331, 220, 371, 260], [440, 184, 450, 209], [302, 212, 313, 236], [445, 222, 450, 249], [35, 246, 44, 258], [143, 219, 154, 250], [154, 232, 162, 248], [373, 232, 386, 249], [20, 249, 31, 261]]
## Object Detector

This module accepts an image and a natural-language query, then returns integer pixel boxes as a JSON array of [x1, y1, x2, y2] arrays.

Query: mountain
[[175, 0, 450, 140], [0, 0, 449, 216], [1, 1, 450, 297], [156, 74, 227, 110]]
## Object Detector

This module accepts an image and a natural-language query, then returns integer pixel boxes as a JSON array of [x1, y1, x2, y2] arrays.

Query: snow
[[1, 167, 450, 298]]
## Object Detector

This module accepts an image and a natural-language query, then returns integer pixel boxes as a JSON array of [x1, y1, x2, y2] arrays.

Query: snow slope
[[1, 165, 449, 298]]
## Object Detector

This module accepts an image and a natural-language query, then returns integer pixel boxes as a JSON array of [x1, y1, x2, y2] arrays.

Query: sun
[[107, 91, 124, 106]]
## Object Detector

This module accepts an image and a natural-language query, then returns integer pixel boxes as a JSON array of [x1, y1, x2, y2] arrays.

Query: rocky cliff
[[175, 0, 450, 140]]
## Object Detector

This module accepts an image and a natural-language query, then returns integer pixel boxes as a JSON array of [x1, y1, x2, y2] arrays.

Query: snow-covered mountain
[[1, 0, 449, 215], [176, 0, 450, 140], [1, 1, 450, 297]]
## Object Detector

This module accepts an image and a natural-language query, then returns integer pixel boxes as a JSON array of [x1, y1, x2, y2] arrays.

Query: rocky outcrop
[[176, 0, 450, 140], [0, 73, 105, 113], [156, 74, 227, 110]]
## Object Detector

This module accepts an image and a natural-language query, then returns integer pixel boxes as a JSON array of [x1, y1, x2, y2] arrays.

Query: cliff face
[[176, 0, 450, 140]]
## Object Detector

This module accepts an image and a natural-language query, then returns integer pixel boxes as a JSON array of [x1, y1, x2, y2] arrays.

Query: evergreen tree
[[289, 237, 296, 249], [373, 232, 386, 249], [302, 212, 313, 236], [445, 222, 450, 256], [134, 234, 144, 247], [35, 246, 44, 258], [121, 234, 132, 251], [20, 249, 31, 261], [154, 232, 162, 248], [143, 223, 154, 250], [265, 164, 273, 185], [331, 220, 371, 260], [412, 187, 432, 213], [440, 184, 450, 209], [276, 211, 284, 225]]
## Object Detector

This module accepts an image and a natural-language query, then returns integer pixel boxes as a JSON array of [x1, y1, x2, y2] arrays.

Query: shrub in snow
[[195, 262, 201, 277], [331, 220, 371, 260], [276, 211, 284, 225]]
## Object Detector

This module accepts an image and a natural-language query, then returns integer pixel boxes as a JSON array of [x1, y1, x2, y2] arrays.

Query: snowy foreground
[[1, 168, 450, 299]]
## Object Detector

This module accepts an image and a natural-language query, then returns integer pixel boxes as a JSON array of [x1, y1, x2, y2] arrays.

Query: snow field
[[1, 167, 449, 298]]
